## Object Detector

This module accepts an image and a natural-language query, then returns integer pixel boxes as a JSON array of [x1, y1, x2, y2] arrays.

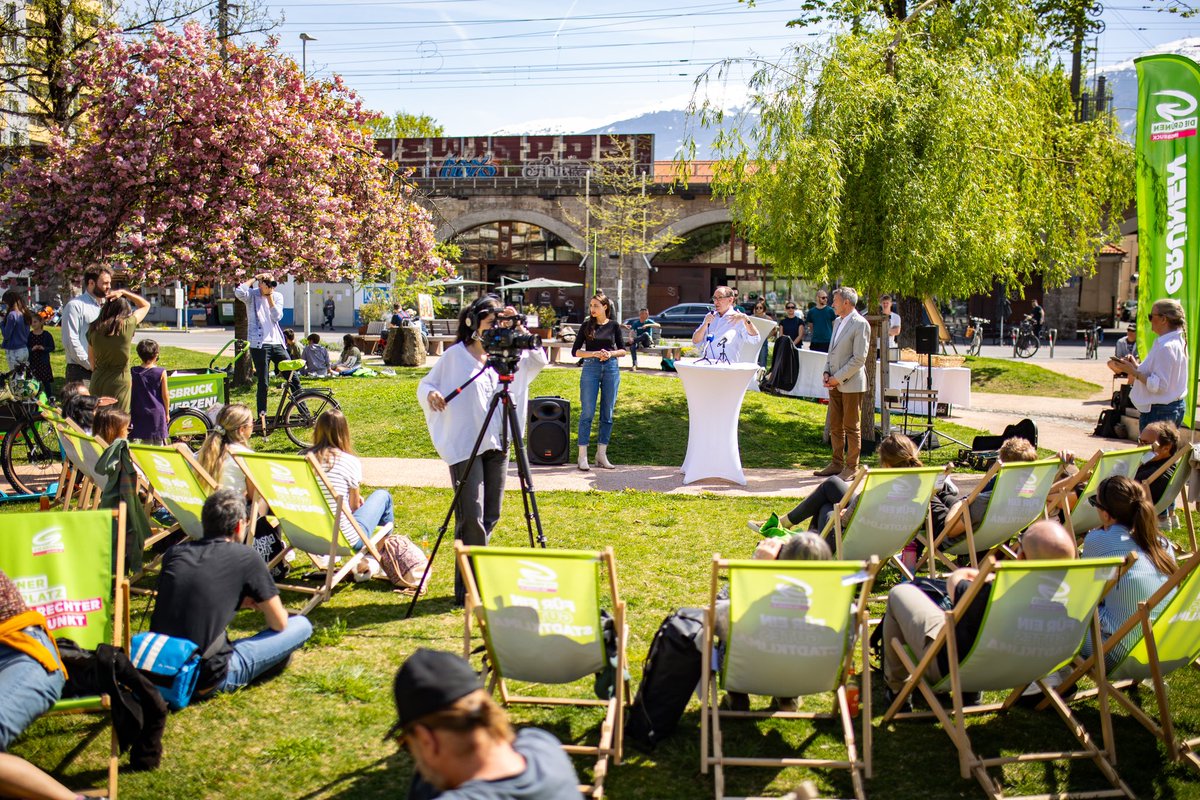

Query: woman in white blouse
[[1109, 299, 1188, 429], [417, 295, 547, 606]]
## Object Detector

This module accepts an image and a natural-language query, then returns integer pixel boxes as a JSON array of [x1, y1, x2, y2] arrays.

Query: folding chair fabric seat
[[1059, 446, 1151, 536], [458, 544, 628, 800], [703, 556, 881, 800], [128, 443, 220, 541]]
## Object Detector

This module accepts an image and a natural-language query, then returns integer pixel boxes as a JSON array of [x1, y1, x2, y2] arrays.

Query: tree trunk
[[860, 312, 881, 453], [233, 297, 252, 387]]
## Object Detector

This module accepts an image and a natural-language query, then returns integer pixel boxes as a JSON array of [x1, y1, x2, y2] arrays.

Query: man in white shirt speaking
[[691, 286, 760, 362]]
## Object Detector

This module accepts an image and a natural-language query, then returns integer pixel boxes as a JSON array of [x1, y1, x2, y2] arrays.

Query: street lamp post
[[299, 33, 317, 337]]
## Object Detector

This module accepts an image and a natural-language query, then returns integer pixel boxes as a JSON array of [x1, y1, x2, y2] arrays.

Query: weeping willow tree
[[695, 0, 1132, 300]]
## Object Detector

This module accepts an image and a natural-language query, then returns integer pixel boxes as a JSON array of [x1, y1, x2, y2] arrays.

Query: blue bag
[[130, 632, 202, 711]]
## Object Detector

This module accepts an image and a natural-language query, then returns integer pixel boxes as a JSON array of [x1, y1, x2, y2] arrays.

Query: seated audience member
[[302, 333, 331, 377], [940, 436, 1039, 543], [1079, 475, 1177, 669], [150, 489, 312, 697], [305, 408, 393, 561], [197, 404, 256, 496], [94, 405, 153, 573], [749, 434, 958, 564], [331, 334, 362, 376], [283, 328, 302, 362], [59, 380, 88, 404], [391, 648, 581, 800], [1136, 421, 1181, 506], [62, 393, 99, 435], [0, 568, 81, 800], [882, 519, 1077, 707]]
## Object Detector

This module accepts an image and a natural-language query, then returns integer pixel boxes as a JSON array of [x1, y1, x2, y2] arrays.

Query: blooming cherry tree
[[0, 23, 444, 288]]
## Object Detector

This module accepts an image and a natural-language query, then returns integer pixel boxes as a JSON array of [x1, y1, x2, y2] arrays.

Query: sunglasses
[[1086, 494, 1108, 513], [786, 305, 796, 310]]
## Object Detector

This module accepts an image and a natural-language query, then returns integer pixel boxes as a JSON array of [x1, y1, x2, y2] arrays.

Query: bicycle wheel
[[1016, 333, 1039, 358], [282, 391, 341, 448], [168, 408, 212, 452], [2, 417, 61, 495]]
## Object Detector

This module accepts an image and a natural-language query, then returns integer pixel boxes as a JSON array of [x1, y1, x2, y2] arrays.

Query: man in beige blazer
[[817, 287, 870, 480]]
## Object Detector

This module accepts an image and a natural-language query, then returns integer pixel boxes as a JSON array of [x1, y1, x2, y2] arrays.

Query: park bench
[[352, 320, 386, 355], [425, 318, 457, 355]]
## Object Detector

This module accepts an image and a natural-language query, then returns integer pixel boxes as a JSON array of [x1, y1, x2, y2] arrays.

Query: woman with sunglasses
[[751, 300, 775, 368], [1079, 475, 1178, 668], [1108, 298, 1188, 428]]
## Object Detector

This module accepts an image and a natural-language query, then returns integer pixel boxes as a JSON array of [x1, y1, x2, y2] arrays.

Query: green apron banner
[[4, 510, 115, 649], [1135, 54, 1200, 426], [166, 371, 225, 413]]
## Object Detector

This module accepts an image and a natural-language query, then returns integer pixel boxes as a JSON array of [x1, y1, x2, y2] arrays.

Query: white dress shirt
[[829, 309, 864, 349], [886, 311, 901, 349], [61, 292, 102, 369], [1131, 329, 1188, 412], [699, 310, 761, 361], [418, 342, 548, 465], [233, 281, 284, 347]]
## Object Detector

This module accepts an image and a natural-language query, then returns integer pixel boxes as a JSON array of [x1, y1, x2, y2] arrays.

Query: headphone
[[464, 294, 500, 329]]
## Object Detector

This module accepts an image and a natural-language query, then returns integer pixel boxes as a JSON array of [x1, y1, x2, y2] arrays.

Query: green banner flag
[[1135, 54, 1200, 426], [166, 371, 225, 414]]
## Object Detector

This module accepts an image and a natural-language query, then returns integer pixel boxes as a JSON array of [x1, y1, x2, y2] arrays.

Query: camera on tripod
[[480, 313, 541, 373]]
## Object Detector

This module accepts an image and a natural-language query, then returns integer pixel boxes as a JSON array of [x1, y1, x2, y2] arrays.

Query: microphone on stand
[[700, 334, 715, 363]]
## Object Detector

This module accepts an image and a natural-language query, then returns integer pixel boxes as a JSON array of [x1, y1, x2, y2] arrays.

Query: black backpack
[[624, 607, 706, 751], [1094, 407, 1123, 439]]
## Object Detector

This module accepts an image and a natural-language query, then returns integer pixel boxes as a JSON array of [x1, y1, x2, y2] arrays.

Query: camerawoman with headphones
[[234, 273, 300, 423], [417, 295, 548, 606]]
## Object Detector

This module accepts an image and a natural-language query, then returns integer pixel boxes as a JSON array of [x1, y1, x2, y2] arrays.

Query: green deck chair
[[882, 555, 1135, 800], [457, 543, 628, 800], [822, 465, 945, 579], [1142, 447, 1196, 551], [701, 556, 881, 800], [1054, 446, 1151, 537], [128, 443, 220, 542], [1, 505, 129, 799], [1046, 549, 1200, 771], [54, 422, 108, 511], [929, 458, 1062, 571], [235, 451, 391, 616]]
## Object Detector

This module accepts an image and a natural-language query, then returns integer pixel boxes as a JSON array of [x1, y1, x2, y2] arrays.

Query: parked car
[[625, 303, 716, 338]]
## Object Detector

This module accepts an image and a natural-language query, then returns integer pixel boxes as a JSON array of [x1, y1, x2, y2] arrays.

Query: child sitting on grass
[[302, 333, 331, 377], [130, 339, 169, 445], [331, 334, 362, 376]]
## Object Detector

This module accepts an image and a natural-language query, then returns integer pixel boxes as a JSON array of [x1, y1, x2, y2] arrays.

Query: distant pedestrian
[[322, 297, 336, 331], [806, 289, 836, 353], [26, 313, 54, 388], [130, 339, 170, 445], [1030, 298, 1045, 337], [1, 290, 31, 371]]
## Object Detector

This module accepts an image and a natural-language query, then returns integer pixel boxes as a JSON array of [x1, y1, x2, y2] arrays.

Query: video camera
[[480, 312, 541, 375]]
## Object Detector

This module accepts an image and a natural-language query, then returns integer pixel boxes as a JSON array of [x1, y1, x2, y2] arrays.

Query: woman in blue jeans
[[573, 293, 627, 471]]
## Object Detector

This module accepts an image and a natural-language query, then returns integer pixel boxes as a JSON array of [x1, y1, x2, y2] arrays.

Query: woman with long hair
[[571, 292, 626, 471], [306, 409, 393, 551], [197, 403, 256, 497], [418, 295, 547, 606], [1, 290, 31, 371], [1080, 474, 1178, 668], [86, 288, 150, 411]]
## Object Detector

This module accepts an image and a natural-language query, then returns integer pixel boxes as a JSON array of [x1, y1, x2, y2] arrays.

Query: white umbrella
[[426, 276, 493, 306], [501, 278, 583, 291]]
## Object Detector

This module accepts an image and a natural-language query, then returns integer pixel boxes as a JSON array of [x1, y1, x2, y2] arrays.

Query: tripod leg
[[504, 391, 548, 549], [406, 391, 506, 619]]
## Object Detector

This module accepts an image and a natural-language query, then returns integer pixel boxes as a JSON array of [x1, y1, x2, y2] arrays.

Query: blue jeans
[[578, 358, 620, 446], [218, 615, 313, 692], [250, 343, 300, 416], [1140, 399, 1185, 431], [0, 627, 65, 750], [350, 490, 394, 550]]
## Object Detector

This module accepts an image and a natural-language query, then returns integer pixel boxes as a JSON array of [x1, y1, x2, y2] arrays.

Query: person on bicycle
[[235, 274, 299, 425], [1030, 298, 1045, 337]]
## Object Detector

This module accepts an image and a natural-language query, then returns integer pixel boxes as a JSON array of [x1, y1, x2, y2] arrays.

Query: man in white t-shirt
[[881, 295, 901, 351]]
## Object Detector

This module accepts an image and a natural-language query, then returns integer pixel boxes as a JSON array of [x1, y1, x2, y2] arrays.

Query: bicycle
[[167, 340, 341, 450], [1013, 315, 1040, 359], [0, 364, 60, 496], [964, 316, 988, 357]]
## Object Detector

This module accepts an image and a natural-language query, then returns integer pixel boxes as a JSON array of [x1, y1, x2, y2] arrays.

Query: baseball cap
[[387, 648, 482, 739]]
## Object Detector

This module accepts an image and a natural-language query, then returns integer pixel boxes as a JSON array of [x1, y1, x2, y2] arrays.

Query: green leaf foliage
[[700, 0, 1133, 300]]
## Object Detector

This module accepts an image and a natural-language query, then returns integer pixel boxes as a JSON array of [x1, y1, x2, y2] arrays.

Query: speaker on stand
[[527, 397, 571, 465]]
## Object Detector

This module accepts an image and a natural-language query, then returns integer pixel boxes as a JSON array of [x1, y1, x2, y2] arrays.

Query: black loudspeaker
[[915, 325, 939, 356], [527, 396, 571, 465]]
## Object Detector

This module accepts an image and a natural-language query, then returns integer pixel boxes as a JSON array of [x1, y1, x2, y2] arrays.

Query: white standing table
[[675, 359, 761, 485]]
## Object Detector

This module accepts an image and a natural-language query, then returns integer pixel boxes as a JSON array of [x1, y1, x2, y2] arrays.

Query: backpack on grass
[[624, 607, 705, 751], [377, 533, 431, 593]]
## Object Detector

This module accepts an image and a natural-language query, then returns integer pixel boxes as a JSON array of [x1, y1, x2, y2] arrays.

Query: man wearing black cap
[[391, 648, 580, 799]]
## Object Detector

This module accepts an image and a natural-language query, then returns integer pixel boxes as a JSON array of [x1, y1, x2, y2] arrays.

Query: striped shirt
[[1080, 523, 1176, 668], [314, 449, 363, 549]]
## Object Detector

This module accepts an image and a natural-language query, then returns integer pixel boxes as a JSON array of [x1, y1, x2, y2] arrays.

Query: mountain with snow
[[1099, 37, 1200, 139]]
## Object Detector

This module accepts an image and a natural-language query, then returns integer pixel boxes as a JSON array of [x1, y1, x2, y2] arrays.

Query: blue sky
[[256, 0, 1200, 135]]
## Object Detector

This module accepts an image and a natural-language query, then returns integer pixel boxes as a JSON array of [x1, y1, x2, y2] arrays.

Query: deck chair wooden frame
[[32, 399, 70, 509], [4, 505, 130, 799], [924, 457, 1061, 573], [235, 451, 391, 616], [1141, 447, 1196, 552], [53, 420, 107, 511], [1040, 549, 1200, 771], [821, 465, 947, 581], [702, 555, 882, 800], [456, 543, 629, 800], [1051, 446, 1151, 537], [882, 554, 1136, 800]]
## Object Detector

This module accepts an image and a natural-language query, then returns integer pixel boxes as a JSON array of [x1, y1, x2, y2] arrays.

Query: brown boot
[[814, 463, 842, 477]]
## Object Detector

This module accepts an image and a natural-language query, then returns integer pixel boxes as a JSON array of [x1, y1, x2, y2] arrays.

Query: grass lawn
[[965, 356, 1101, 399], [10, 490, 1200, 799]]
